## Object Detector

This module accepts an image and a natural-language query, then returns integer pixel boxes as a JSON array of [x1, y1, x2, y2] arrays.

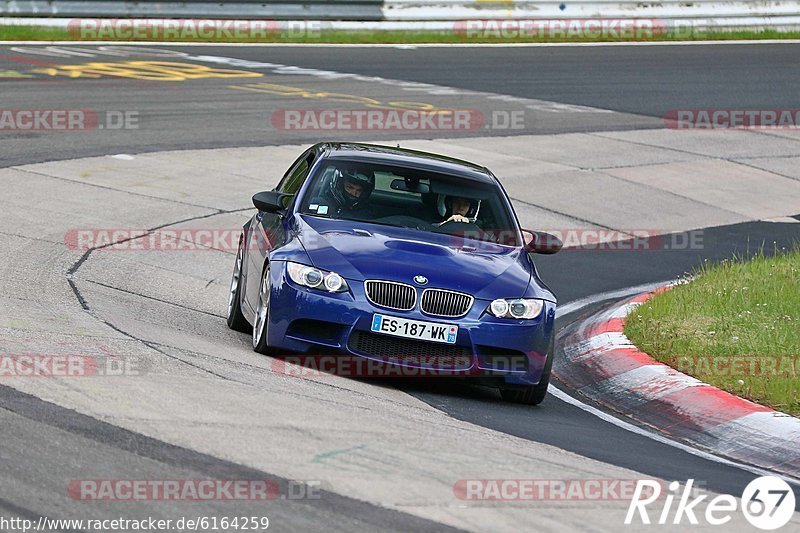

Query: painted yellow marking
[[32, 61, 263, 82], [0, 70, 34, 78], [31, 67, 99, 78], [230, 82, 447, 113]]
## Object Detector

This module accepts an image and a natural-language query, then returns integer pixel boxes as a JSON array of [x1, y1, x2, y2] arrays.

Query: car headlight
[[488, 298, 544, 319], [287, 262, 349, 293]]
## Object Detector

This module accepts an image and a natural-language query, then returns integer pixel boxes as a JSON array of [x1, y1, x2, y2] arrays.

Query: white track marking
[[548, 385, 800, 486], [552, 286, 800, 486], [555, 280, 670, 317]]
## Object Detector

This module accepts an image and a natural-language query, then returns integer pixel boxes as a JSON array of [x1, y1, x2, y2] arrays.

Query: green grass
[[625, 247, 800, 416], [2, 25, 800, 43]]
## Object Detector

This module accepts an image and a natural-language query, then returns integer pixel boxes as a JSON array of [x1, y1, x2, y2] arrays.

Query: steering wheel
[[432, 220, 482, 235]]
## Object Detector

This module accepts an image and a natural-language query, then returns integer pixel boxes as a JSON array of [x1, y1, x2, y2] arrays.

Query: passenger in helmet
[[437, 194, 480, 226], [317, 166, 375, 217]]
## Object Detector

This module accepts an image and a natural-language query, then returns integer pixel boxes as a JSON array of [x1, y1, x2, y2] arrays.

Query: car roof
[[316, 142, 496, 185]]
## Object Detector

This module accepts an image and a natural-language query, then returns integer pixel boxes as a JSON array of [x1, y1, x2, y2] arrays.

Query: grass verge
[[2, 26, 800, 43], [625, 248, 800, 416]]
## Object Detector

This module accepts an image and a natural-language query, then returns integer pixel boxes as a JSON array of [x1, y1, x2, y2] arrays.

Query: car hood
[[295, 215, 535, 300]]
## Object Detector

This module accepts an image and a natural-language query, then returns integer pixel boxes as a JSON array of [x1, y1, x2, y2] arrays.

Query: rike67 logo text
[[626, 477, 796, 530]]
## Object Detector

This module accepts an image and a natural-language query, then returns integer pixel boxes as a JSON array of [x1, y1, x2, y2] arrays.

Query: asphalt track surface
[[2, 42, 800, 166], [206, 44, 800, 117], [1, 43, 800, 529]]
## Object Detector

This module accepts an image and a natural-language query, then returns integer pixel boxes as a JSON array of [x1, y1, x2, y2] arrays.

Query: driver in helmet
[[321, 166, 375, 217], [437, 194, 480, 226]]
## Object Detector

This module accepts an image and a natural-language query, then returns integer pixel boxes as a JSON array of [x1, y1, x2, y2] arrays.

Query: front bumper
[[265, 261, 556, 386]]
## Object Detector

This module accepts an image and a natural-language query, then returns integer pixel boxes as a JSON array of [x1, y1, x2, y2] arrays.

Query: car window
[[278, 152, 314, 194], [299, 160, 520, 246], [374, 171, 422, 197], [277, 151, 315, 208]]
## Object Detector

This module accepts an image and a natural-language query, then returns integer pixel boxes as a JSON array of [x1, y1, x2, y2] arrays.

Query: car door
[[243, 149, 317, 313]]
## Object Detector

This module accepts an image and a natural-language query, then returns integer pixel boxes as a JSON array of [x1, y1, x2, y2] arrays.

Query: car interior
[[300, 162, 519, 245]]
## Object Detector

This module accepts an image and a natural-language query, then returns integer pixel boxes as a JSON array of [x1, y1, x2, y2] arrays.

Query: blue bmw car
[[227, 142, 562, 404]]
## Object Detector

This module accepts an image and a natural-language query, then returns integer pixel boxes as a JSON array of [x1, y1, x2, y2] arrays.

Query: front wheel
[[499, 337, 554, 405], [226, 234, 250, 333], [252, 264, 274, 354]]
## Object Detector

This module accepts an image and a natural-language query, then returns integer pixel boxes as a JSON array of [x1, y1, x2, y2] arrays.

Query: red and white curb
[[557, 287, 800, 480]]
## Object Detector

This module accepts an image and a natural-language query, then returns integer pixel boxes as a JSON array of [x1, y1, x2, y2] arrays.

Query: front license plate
[[370, 314, 458, 344]]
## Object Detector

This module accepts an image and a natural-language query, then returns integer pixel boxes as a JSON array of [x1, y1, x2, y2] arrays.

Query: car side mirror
[[252, 191, 290, 214], [522, 230, 562, 255]]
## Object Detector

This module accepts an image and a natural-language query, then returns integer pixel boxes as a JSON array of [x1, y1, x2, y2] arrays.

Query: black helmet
[[329, 166, 375, 210], [437, 194, 480, 221]]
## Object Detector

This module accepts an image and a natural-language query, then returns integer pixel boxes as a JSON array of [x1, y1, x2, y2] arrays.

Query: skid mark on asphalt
[[313, 445, 369, 465], [14, 166, 222, 210], [0, 54, 58, 66], [310, 445, 428, 476], [509, 196, 621, 231], [61, 207, 255, 384], [0, 228, 64, 246], [731, 159, 800, 184], [65, 259, 420, 411], [128, 340, 382, 409], [85, 279, 227, 319]]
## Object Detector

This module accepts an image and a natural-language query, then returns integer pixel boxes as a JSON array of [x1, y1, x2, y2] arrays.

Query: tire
[[252, 263, 274, 355], [226, 234, 250, 333], [499, 337, 555, 406]]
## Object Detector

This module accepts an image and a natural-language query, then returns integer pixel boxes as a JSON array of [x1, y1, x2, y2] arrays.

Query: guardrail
[[0, 1, 385, 20], [383, 0, 800, 20], [2, 0, 800, 30]]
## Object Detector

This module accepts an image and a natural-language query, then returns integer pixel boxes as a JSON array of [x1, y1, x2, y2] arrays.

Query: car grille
[[364, 280, 416, 311], [420, 289, 474, 317], [349, 331, 472, 369]]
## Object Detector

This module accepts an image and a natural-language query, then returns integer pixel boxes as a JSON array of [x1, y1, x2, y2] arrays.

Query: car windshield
[[298, 160, 521, 246]]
